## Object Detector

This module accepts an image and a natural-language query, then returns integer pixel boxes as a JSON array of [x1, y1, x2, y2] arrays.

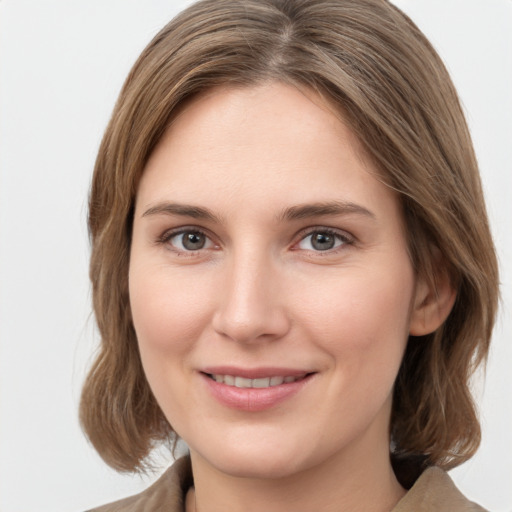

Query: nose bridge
[[212, 244, 289, 343]]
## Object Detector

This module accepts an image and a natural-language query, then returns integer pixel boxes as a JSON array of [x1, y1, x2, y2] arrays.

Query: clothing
[[87, 456, 488, 512], [87, 457, 193, 512]]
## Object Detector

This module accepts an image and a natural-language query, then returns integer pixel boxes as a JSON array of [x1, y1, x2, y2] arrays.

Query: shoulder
[[393, 466, 488, 512], [86, 456, 192, 512]]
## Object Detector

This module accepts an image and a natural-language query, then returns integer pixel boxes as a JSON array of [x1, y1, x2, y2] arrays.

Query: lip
[[201, 366, 311, 379], [200, 367, 315, 412]]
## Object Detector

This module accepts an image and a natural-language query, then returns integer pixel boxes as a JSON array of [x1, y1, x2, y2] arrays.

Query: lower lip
[[202, 373, 313, 412]]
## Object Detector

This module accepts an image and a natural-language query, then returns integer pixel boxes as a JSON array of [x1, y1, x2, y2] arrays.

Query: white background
[[0, 1, 510, 511]]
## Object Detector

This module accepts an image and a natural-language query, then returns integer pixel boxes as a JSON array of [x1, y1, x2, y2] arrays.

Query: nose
[[211, 250, 291, 344]]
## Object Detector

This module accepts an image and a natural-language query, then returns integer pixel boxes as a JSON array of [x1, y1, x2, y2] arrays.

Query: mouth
[[205, 373, 309, 389], [201, 369, 315, 411]]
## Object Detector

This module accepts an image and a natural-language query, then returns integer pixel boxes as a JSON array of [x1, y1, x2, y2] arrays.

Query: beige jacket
[[87, 456, 487, 512]]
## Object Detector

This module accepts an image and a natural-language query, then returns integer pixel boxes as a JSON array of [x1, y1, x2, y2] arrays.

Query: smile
[[208, 374, 307, 388], [202, 371, 314, 411]]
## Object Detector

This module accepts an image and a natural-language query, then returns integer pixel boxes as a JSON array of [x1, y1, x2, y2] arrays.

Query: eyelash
[[156, 226, 354, 256], [293, 227, 354, 254], [156, 227, 217, 256]]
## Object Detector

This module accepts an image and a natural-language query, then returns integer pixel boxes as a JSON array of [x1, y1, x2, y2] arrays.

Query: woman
[[80, 0, 499, 510]]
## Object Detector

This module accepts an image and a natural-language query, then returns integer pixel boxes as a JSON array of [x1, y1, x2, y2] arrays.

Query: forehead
[[159, 82, 367, 166], [136, 82, 399, 225]]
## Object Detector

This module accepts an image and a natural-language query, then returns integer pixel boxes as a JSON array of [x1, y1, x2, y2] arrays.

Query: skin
[[129, 82, 453, 512]]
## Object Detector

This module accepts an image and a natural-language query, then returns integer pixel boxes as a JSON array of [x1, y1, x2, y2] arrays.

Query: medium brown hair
[[80, 0, 499, 476]]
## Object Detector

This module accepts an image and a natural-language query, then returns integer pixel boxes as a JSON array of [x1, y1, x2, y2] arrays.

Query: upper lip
[[201, 366, 314, 379]]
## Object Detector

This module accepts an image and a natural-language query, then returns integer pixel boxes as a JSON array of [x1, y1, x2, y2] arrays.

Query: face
[[129, 83, 421, 480]]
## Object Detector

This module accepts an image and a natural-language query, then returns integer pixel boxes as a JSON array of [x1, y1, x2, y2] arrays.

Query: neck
[[187, 434, 405, 512]]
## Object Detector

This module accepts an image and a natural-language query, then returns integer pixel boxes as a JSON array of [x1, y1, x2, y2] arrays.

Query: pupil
[[183, 232, 205, 250], [312, 232, 334, 251]]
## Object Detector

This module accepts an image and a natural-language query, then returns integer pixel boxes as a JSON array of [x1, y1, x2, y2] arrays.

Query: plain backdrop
[[0, 1, 511, 511]]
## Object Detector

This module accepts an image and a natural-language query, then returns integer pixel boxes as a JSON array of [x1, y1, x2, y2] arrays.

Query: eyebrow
[[142, 202, 220, 222], [279, 201, 376, 221], [141, 200, 375, 223]]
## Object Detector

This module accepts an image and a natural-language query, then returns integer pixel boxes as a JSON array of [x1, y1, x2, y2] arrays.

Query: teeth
[[235, 376, 252, 388], [270, 376, 284, 386], [252, 377, 270, 388], [210, 374, 305, 388]]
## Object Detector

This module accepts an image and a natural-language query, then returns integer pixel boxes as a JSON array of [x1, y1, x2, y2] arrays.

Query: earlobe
[[409, 269, 457, 336]]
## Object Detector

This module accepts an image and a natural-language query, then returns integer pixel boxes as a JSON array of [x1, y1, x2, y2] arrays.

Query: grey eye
[[298, 231, 346, 251], [169, 231, 212, 251], [182, 232, 206, 250], [310, 232, 335, 251]]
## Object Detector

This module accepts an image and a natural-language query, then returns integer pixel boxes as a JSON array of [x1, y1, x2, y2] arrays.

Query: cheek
[[298, 265, 414, 369], [129, 265, 214, 355], [128, 266, 212, 428]]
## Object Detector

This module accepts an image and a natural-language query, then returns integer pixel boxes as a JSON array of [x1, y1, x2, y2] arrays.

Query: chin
[[189, 436, 323, 481], [214, 453, 304, 480]]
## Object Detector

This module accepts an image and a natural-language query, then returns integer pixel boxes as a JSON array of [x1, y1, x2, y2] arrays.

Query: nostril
[[212, 306, 290, 344]]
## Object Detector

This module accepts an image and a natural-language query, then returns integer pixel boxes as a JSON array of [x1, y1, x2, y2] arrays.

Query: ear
[[409, 263, 457, 336]]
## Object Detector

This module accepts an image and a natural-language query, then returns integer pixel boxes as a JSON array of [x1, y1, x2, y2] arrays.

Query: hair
[[80, 0, 499, 479]]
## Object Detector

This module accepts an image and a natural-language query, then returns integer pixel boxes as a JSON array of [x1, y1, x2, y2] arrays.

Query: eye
[[165, 230, 215, 252], [297, 229, 350, 252]]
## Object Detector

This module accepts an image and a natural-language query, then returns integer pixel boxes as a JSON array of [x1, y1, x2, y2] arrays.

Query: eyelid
[[156, 225, 219, 253], [154, 224, 354, 255], [292, 226, 355, 252]]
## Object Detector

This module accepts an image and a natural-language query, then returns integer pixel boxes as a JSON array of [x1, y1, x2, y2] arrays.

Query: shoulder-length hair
[[80, 0, 499, 476]]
